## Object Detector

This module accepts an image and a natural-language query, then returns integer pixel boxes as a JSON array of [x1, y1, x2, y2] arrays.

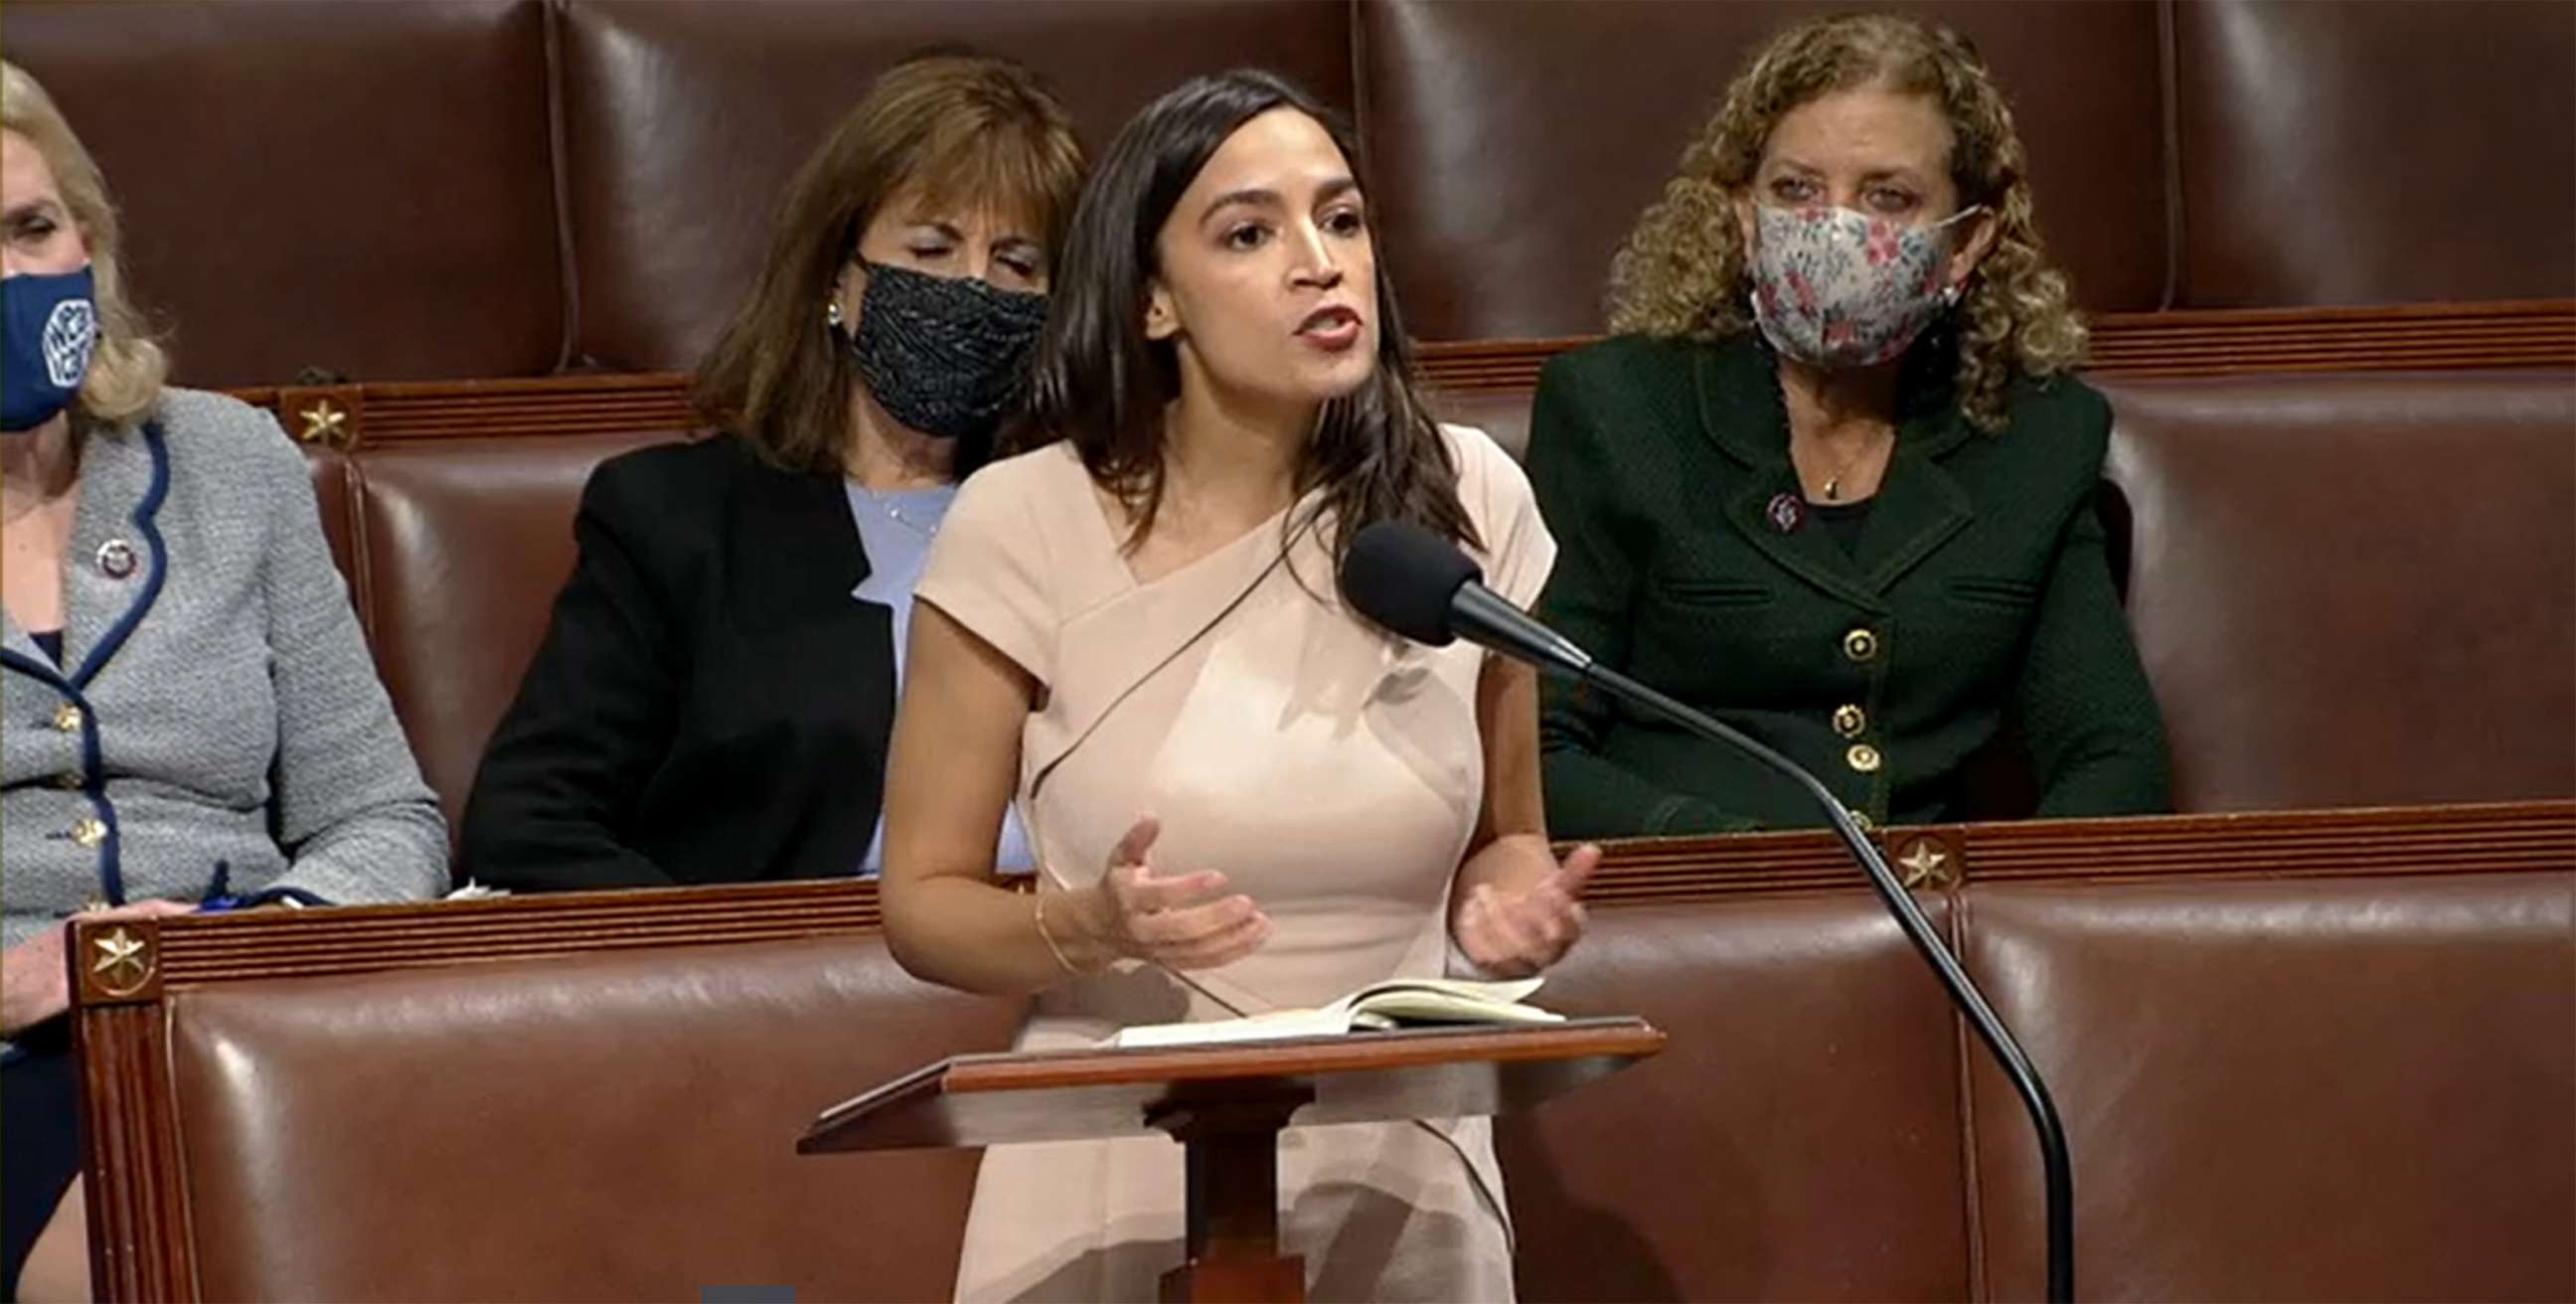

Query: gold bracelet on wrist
[[1033, 892, 1082, 976]]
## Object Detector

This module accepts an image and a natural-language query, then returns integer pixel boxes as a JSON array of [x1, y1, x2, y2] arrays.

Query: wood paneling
[[235, 301, 2576, 448], [72, 801, 2574, 997]]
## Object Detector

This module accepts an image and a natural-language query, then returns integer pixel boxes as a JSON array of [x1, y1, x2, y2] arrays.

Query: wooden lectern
[[798, 1017, 1665, 1303]]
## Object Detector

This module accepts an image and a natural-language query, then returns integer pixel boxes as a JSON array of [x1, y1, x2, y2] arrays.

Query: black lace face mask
[[845, 260, 1049, 443]]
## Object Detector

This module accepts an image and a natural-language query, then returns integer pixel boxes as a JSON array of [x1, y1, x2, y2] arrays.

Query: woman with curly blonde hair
[[4, 60, 444, 1301], [1529, 13, 2169, 838]]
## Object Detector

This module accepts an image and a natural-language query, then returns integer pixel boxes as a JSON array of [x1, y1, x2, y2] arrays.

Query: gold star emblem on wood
[[90, 925, 154, 994], [298, 400, 349, 446], [1897, 839, 1954, 889]]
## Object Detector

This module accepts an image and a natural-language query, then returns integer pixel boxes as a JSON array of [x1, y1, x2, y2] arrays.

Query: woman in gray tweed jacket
[[0, 62, 444, 1300]]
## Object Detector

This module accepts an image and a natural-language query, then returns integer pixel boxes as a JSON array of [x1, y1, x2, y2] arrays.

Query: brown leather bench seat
[[95, 813, 2572, 1302], [2098, 370, 2576, 812], [166, 934, 1016, 1302]]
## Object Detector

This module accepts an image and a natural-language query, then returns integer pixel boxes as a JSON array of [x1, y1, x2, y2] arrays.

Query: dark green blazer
[[1529, 332, 2171, 838]]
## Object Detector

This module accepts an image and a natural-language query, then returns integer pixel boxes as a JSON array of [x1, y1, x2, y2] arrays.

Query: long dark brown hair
[[1014, 69, 1477, 560], [694, 51, 1084, 475]]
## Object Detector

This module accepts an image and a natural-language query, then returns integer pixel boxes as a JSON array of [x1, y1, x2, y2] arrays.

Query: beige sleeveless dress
[[912, 425, 1554, 1303]]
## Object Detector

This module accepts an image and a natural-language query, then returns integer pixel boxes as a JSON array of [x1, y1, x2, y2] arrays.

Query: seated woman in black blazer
[[1529, 14, 2170, 838], [461, 54, 1083, 889]]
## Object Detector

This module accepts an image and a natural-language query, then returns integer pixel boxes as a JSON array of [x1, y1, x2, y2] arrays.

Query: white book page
[[1111, 1007, 1353, 1050], [1109, 978, 1554, 1049]]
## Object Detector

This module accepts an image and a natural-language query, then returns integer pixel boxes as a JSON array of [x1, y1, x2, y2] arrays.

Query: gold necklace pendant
[[1800, 428, 1888, 503]]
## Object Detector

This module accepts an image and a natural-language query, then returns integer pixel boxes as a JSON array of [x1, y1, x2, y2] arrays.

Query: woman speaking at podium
[[882, 70, 1593, 1302]]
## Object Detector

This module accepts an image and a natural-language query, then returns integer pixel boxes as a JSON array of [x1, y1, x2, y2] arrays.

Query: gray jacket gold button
[[52, 703, 83, 733], [72, 816, 107, 849]]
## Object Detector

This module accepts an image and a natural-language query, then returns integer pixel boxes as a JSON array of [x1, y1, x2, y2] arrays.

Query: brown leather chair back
[[166, 933, 1019, 1302], [15, 0, 2574, 388], [2102, 371, 2576, 812], [354, 432, 672, 829], [1503, 893, 1970, 1301], [556, 0, 1356, 372], [1961, 871, 2576, 1302], [1360, 0, 2172, 340], [1429, 387, 1537, 463], [3, 0, 564, 385], [2172, 0, 2576, 307], [302, 445, 363, 634], [74, 810, 2575, 1303]]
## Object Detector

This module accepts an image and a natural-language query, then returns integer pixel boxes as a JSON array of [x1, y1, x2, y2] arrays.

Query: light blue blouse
[[845, 481, 1034, 876]]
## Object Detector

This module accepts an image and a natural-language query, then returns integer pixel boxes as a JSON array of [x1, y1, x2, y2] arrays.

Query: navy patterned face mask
[[845, 260, 1048, 442], [2, 263, 97, 433]]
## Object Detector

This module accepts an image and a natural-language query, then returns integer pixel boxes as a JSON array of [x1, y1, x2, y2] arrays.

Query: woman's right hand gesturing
[[1064, 815, 1270, 970]]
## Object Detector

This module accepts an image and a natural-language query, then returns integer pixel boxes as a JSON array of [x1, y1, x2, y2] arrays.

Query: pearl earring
[[826, 300, 844, 327]]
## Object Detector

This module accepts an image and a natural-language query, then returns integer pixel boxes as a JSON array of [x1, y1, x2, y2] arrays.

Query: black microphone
[[1339, 519, 2076, 1304], [1338, 519, 1594, 675]]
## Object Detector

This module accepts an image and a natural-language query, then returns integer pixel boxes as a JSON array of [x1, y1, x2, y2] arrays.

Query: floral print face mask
[[1747, 203, 1984, 370]]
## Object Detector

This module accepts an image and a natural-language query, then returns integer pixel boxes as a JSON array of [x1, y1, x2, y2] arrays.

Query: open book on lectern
[[1109, 976, 1563, 1050]]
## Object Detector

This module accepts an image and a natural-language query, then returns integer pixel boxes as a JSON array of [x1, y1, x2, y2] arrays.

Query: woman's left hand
[[1453, 844, 1598, 978]]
